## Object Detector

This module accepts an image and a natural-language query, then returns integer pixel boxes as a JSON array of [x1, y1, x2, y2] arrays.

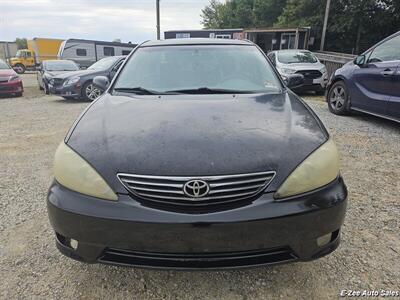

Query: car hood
[[67, 92, 328, 194], [278, 62, 325, 71], [0, 69, 17, 77], [45, 70, 77, 77], [53, 69, 102, 79]]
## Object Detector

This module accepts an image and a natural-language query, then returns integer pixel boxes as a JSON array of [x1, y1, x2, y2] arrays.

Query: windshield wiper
[[165, 87, 254, 94], [113, 87, 169, 95]]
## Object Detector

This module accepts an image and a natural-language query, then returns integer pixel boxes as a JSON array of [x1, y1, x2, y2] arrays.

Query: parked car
[[58, 39, 136, 69], [37, 60, 80, 94], [0, 59, 23, 97], [268, 50, 328, 95], [327, 31, 400, 122], [48, 56, 125, 101], [47, 38, 347, 270]]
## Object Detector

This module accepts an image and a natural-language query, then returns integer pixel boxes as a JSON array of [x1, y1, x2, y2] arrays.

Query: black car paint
[[48, 39, 347, 269]]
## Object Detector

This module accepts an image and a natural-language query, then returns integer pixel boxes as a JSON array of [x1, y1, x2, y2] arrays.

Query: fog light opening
[[69, 239, 78, 250], [317, 233, 332, 247]]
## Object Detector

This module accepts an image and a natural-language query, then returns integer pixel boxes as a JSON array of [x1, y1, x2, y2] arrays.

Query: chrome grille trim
[[117, 171, 276, 207]]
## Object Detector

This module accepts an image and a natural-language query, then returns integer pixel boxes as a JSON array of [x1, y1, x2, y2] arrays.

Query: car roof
[[141, 38, 253, 47]]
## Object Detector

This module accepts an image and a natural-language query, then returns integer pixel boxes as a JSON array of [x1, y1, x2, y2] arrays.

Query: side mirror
[[284, 74, 304, 89], [354, 55, 366, 66], [93, 76, 110, 91]]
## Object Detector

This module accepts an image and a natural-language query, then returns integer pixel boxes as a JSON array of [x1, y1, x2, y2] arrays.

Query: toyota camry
[[47, 39, 347, 270]]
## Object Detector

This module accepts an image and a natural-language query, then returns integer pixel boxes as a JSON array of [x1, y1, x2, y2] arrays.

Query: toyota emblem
[[183, 180, 210, 198]]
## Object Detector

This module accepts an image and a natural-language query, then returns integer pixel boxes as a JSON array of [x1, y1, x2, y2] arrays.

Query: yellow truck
[[9, 38, 64, 74]]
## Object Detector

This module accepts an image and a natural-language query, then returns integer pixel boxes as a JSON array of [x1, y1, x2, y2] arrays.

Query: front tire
[[327, 81, 350, 115], [14, 64, 26, 74], [82, 81, 102, 101]]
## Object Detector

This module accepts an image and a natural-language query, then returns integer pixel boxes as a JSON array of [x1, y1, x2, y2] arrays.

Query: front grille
[[296, 70, 322, 79], [99, 247, 297, 269], [51, 78, 64, 87], [118, 171, 275, 210]]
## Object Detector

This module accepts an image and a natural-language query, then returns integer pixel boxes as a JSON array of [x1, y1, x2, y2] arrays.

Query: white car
[[267, 50, 328, 95]]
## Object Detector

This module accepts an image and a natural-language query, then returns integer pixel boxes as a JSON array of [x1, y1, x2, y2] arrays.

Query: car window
[[114, 45, 282, 94], [0, 59, 10, 69], [277, 51, 317, 64], [44, 61, 79, 71], [122, 50, 131, 55], [368, 34, 400, 63], [88, 56, 120, 70]]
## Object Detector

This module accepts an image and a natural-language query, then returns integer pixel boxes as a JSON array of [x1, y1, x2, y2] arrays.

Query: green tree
[[15, 38, 27, 50], [253, 0, 287, 27]]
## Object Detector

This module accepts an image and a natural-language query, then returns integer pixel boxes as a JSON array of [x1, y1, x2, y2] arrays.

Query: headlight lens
[[274, 138, 340, 199], [279, 68, 296, 75], [54, 142, 118, 201], [9, 75, 20, 82], [63, 77, 80, 86], [321, 66, 327, 73]]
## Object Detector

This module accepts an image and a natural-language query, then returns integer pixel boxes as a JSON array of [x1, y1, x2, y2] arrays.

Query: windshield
[[15, 50, 24, 58], [277, 51, 317, 64], [88, 56, 120, 70], [0, 59, 10, 69], [114, 45, 282, 94], [44, 60, 79, 71]]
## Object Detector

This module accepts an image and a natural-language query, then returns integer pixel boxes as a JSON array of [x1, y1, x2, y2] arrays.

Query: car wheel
[[82, 81, 102, 101], [14, 64, 26, 74], [327, 81, 350, 115]]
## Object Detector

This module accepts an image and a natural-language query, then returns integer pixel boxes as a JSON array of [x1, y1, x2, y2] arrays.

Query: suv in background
[[268, 50, 328, 95], [326, 31, 400, 122]]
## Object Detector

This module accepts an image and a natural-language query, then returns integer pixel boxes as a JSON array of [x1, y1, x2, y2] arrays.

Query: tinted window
[[114, 45, 282, 93], [88, 56, 120, 70], [122, 50, 131, 55], [44, 60, 79, 71], [76, 49, 87, 56], [277, 51, 317, 64], [0, 59, 10, 69], [368, 35, 400, 63], [104, 47, 115, 56]]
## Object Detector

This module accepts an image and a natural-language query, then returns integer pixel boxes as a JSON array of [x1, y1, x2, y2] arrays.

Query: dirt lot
[[0, 73, 399, 299]]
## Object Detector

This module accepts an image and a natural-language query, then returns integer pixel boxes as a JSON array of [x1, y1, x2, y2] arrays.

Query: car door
[[386, 63, 400, 120], [37, 63, 44, 88], [350, 34, 400, 115]]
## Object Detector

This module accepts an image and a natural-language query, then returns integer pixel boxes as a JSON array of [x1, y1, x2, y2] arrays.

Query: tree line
[[201, 0, 400, 54]]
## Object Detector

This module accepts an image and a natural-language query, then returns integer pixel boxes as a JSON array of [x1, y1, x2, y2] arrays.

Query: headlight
[[54, 142, 118, 201], [321, 66, 327, 73], [274, 138, 340, 199], [63, 77, 80, 86], [9, 75, 20, 82], [279, 68, 296, 75]]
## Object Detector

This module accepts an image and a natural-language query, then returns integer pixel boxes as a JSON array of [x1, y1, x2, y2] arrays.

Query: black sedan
[[47, 39, 347, 270], [37, 60, 79, 95], [48, 56, 125, 101]]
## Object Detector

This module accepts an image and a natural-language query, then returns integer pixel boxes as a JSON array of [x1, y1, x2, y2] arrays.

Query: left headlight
[[54, 142, 118, 201], [63, 77, 80, 86], [9, 75, 20, 82], [274, 138, 340, 199]]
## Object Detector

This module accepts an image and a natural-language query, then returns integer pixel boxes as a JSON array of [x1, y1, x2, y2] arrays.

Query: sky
[[0, 0, 212, 43]]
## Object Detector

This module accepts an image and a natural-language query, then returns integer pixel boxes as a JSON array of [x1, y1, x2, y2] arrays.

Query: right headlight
[[54, 142, 118, 201], [63, 77, 80, 86], [274, 138, 340, 199]]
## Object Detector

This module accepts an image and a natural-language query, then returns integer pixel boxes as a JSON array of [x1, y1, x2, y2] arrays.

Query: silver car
[[267, 50, 328, 95]]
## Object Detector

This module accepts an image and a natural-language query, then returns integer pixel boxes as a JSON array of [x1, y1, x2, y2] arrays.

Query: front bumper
[[47, 177, 347, 270], [49, 83, 80, 97], [0, 81, 23, 95]]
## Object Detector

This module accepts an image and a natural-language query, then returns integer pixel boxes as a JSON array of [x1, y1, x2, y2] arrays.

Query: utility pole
[[320, 0, 331, 51], [156, 0, 161, 40]]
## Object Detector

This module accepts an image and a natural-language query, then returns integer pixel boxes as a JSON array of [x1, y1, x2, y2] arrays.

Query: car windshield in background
[[45, 61, 79, 71], [0, 60, 10, 69], [88, 56, 120, 71], [113, 45, 282, 94], [278, 51, 318, 64]]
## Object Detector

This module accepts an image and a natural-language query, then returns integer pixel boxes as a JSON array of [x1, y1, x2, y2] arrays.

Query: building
[[0, 41, 18, 60], [164, 27, 311, 53]]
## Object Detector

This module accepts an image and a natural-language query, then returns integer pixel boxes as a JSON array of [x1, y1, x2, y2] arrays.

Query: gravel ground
[[0, 74, 399, 299]]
